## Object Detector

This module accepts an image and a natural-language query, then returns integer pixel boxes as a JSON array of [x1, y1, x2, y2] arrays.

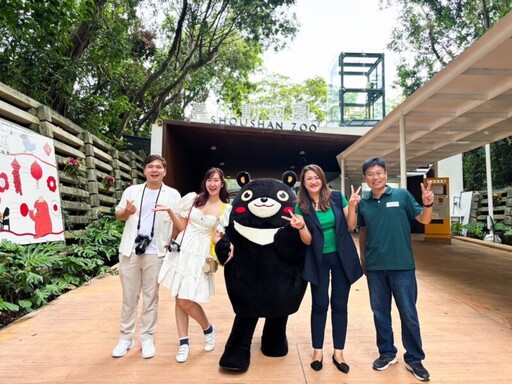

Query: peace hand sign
[[281, 211, 305, 230], [421, 181, 434, 206], [348, 185, 362, 207]]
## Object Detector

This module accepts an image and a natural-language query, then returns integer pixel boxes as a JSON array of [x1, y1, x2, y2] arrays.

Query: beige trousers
[[118, 252, 164, 342]]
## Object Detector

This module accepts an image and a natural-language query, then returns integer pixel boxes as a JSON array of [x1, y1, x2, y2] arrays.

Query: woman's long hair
[[195, 167, 230, 207], [297, 164, 332, 214]]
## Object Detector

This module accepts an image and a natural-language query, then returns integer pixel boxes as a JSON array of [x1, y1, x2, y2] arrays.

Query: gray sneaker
[[372, 356, 398, 371]]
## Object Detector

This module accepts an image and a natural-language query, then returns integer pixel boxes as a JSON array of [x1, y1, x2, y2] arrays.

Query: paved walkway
[[1, 235, 511, 383]]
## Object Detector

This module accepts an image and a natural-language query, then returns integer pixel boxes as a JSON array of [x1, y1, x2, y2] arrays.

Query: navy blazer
[[301, 191, 363, 286]]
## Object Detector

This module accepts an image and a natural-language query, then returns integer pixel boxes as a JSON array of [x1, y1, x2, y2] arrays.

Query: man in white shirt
[[112, 154, 180, 359]]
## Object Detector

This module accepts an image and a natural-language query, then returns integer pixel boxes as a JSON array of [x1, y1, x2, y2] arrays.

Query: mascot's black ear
[[237, 171, 251, 187], [282, 171, 297, 188]]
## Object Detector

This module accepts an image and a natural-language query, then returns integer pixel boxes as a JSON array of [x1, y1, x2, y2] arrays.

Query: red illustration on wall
[[0, 118, 64, 244]]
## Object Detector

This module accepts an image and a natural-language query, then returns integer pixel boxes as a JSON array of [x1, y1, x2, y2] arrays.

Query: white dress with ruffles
[[158, 192, 232, 303]]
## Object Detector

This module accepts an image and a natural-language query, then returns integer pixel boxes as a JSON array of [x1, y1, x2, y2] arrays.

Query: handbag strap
[[211, 203, 226, 236], [171, 196, 196, 247], [181, 198, 196, 242]]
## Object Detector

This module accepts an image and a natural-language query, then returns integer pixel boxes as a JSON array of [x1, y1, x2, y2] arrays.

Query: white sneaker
[[204, 325, 215, 352], [176, 344, 190, 363], [112, 338, 135, 357], [141, 338, 156, 359]]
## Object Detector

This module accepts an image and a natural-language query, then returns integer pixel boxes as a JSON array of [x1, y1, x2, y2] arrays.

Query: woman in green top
[[284, 164, 363, 374]]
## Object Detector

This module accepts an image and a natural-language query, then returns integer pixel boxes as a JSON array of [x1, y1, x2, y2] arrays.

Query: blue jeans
[[366, 270, 425, 364], [310, 252, 351, 350]]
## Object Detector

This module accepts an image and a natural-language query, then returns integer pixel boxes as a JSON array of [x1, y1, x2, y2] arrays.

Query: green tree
[[247, 73, 328, 122], [381, 0, 512, 96], [0, 0, 298, 140], [143, 36, 264, 130], [381, 0, 512, 189]]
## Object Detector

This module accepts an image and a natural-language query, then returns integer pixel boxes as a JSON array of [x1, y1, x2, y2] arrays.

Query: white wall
[[437, 154, 464, 219], [150, 120, 163, 155]]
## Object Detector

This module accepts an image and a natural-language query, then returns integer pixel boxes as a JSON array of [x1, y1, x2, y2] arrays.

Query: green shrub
[[67, 213, 124, 270], [451, 222, 464, 236], [0, 240, 67, 326], [0, 214, 123, 328], [462, 222, 485, 239], [493, 221, 510, 233]]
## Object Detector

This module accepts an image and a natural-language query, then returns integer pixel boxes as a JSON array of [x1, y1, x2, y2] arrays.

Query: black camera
[[134, 234, 152, 255], [168, 240, 181, 253]]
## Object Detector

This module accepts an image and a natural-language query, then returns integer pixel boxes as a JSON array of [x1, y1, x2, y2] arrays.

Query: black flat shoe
[[332, 356, 350, 373], [310, 359, 323, 371]]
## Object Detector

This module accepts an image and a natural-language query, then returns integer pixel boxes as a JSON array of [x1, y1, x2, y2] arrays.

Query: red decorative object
[[30, 160, 43, 188], [20, 203, 29, 217], [63, 157, 81, 178], [102, 175, 116, 191], [11, 158, 20, 170], [11, 158, 22, 195], [0, 173, 9, 193], [46, 176, 57, 192], [51, 200, 61, 216], [44, 142, 52, 156]]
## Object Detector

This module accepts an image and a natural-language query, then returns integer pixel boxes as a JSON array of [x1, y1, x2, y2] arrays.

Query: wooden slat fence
[[0, 82, 145, 239], [469, 187, 512, 225]]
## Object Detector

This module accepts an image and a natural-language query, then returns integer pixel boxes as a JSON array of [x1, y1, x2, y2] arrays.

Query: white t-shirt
[[116, 183, 181, 257], [137, 187, 161, 254]]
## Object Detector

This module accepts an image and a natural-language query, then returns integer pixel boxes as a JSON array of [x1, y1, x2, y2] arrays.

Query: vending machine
[[424, 177, 451, 244]]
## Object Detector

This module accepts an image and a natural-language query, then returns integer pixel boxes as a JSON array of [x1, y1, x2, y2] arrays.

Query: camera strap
[[136, 184, 162, 239]]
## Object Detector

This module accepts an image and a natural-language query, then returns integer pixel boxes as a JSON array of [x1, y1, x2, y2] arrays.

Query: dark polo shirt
[[357, 185, 423, 271]]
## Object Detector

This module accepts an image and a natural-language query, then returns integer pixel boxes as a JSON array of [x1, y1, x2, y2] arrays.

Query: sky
[[261, 0, 400, 95]]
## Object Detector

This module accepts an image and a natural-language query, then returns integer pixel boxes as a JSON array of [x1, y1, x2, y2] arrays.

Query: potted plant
[[462, 222, 485, 240], [101, 176, 116, 191], [102, 175, 115, 191], [63, 157, 82, 179]]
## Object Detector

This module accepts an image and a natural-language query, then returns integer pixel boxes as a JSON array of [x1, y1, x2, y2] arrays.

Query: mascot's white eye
[[241, 190, 253, 201], [276, 190, 290, 202]]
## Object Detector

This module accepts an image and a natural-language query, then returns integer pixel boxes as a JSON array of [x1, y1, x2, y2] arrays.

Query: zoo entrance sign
[[190, 102, 318, 132], [210, 116, 318, 132]]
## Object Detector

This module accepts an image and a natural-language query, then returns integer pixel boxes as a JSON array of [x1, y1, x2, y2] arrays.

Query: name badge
[[386, 201, 399, 208]]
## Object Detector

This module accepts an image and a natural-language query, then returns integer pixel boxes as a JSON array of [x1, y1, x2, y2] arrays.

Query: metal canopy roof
[[337, 12, 512, 183]]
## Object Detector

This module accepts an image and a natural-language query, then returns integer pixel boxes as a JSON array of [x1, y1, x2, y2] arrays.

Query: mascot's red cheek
[[283, 207, 293, 214], [236, 206, 246, 213]]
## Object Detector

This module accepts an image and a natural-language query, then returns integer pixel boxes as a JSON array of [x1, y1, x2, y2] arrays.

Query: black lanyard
[[136, 184, 162, 239]]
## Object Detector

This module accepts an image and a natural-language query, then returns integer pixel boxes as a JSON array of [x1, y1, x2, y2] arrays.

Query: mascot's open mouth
[[234, 221, 280, 246]]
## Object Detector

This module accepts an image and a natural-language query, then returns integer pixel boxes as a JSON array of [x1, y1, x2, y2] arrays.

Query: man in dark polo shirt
[[357, 157, 434, 382]]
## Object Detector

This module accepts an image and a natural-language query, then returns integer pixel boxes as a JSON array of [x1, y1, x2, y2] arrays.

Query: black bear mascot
[[215, 171, 307, 372]]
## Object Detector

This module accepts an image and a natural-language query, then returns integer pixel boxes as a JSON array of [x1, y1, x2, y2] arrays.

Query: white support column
[[150, 119, 163, 155], [341, 158, 346, 195], [485, 143, 494, 237], [399, 115, 407, 188]]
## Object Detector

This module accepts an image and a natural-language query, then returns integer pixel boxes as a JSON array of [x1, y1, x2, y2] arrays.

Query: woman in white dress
[[158, 167, 232, 363]]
